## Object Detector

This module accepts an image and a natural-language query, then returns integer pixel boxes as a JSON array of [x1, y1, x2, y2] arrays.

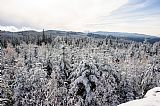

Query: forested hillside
[[0, 30, 160, 106]]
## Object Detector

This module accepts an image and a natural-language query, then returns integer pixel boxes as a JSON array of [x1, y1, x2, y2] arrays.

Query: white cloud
[[0, 0, 159, 36], [0, 26, 40, 32], [0, 0, 127, 31]]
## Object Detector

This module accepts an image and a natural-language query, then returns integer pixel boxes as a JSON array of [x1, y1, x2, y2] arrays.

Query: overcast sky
[[0, 0, 160, 36]]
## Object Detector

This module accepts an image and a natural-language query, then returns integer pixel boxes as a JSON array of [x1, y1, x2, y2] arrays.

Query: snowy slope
[[118, 87, 160, 106], [92, 31, 160, 43]]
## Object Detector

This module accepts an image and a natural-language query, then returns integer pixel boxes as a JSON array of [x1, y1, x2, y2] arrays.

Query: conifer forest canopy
[[0, 30, 160, 106]]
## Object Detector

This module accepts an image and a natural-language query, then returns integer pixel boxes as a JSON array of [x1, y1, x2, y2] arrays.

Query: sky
[[0, 0, 160, 36]]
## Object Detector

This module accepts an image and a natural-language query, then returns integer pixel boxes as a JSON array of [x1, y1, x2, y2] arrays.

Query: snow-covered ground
[[118, 87, 160, 106]]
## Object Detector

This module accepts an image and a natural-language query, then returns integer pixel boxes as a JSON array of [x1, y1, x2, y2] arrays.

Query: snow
[[118, 87, 160, 106], [1, 34, 160, 106], [144, 87, 160, 97]]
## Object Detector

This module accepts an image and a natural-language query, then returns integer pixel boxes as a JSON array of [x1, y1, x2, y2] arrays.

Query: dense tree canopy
[[0, 32, 160, 106]]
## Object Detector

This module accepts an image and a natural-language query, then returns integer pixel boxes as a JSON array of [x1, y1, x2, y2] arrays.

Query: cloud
[[0, 25, 40, 32], [0, 0, 127, 31], [0, 0, 160, 36], [98, 0, 160, 35], [112, 0, 160, 15]]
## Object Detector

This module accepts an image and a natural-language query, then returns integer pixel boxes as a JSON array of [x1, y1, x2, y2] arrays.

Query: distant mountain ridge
[[93, 31, 157, 38], [91, 31, 160, 43], [0, 30, 160, 43]]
